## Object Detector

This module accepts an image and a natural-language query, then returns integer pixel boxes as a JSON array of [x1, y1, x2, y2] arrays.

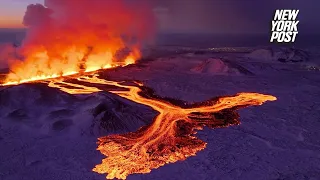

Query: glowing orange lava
[[2, 0, 153, 86], [2, 50, 138, 86], [44, 75, 277, 179]]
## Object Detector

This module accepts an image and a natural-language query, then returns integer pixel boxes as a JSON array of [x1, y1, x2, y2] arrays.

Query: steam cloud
[[2, 0, 156, 81], [0, 43, 16, 69], [21, 0, 155, 56]]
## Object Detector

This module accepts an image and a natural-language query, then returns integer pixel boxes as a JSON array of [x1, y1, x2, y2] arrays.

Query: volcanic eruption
[[2, 0, 154, 85], [0, 0, 277, 180], [46, 75, 276, 179]]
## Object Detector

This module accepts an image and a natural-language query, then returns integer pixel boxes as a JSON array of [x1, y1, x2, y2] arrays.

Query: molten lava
[[44, 75, 277, 179], [3, 50, 137, 86], [2, 0, 153, 86], [0, 1, 275, 179]]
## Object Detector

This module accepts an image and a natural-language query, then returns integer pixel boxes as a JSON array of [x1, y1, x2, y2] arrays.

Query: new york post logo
[[270, 9, 299, 43]]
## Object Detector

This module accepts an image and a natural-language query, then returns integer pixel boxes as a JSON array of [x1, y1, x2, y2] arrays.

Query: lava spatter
[[47, 75, 276, 179]]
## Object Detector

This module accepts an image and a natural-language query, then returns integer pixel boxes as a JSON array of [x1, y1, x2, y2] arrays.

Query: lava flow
[[45, 75, 277, 180], [0, 1, 277, 179]]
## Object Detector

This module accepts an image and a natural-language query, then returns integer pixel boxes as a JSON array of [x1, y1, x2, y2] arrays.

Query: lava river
[[40, 74, 276, 179]]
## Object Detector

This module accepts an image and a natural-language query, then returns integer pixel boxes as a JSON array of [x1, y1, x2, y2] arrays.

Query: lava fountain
[[45, 75, 277, 179], [2, 0, 154, 85]]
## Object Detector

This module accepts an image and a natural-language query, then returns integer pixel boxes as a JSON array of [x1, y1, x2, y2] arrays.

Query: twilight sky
[[0, 0, 43, 28], [0, 0, 319, 34]]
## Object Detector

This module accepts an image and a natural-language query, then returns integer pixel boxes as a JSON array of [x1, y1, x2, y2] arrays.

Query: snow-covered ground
[[0, 47, 320, 180]]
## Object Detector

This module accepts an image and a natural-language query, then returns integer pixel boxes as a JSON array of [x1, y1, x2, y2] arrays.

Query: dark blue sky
[[0, 0, 319, 34], [154, 0, 320, 34]]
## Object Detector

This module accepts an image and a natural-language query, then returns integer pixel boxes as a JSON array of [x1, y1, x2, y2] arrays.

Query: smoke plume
[[5, 0, 155, 83], [0, 43, 16, 69]]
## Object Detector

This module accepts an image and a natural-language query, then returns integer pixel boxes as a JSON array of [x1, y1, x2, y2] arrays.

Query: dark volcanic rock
[[0, 82, 157, 136], [276, 48, 309, 63], [7, 108, 28, 120], [52, 119, 74, 131], [90, 96, 156, 136], [48, 109, 75, 119], [0, 83, 77, 108]]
